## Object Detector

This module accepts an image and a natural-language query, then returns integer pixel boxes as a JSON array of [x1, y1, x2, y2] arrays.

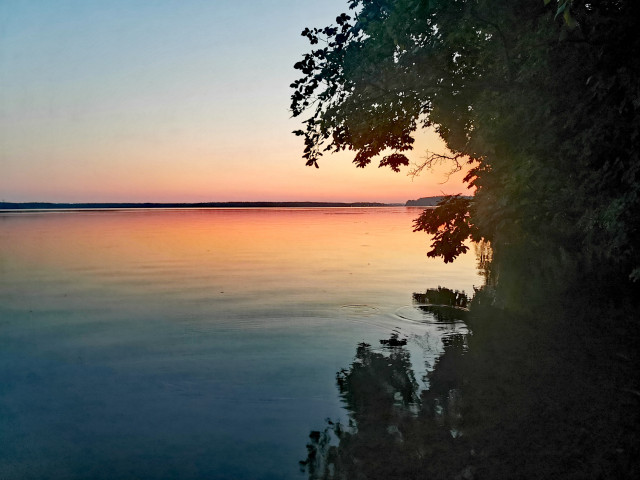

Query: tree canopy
[[291, 0, 640, 303]]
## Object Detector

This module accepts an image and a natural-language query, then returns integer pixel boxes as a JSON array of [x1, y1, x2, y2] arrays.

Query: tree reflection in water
[[301, 290, 472, 480], [302, 277, 640, 479]]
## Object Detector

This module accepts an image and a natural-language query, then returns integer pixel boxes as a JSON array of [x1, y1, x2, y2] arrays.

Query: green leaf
[[563, 9, 578, 28]]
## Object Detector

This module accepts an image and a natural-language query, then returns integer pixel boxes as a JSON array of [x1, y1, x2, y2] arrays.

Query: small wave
[[339, 304, 380, 317]]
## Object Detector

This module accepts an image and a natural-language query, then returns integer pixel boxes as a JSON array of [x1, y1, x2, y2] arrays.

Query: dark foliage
[[413, 195, 476, 262], [292, 0, 640, 304]]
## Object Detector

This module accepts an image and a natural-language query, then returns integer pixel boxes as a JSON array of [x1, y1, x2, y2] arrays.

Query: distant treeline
[[0, 201, 393, 210], [405, 196, 471, 207]]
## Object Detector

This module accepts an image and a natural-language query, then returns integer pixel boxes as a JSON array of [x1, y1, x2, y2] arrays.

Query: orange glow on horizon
[[2, 128, 471, 204]]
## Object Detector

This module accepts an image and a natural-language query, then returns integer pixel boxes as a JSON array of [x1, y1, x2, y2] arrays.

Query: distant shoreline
[[0, 201, 407, 211]]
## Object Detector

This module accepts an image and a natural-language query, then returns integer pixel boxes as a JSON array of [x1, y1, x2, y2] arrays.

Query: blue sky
[[0, 0, 466, 202]]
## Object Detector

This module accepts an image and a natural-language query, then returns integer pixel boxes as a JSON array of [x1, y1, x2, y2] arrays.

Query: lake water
[[0, 208, 481, 480]]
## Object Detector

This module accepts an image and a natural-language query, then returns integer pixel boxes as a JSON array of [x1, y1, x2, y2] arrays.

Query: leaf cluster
[[292, 0, 640, 295], [413, 195, 476, 263]]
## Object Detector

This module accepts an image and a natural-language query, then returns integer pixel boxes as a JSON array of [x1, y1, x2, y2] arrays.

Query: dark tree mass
[[291, 0, 640, 305]]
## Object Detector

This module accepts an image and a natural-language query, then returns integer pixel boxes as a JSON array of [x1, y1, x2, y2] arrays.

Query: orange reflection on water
[[0, 208, 480, 311]]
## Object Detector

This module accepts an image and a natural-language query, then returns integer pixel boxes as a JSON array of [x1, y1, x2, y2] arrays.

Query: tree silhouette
[[292, 0, 640, 303]]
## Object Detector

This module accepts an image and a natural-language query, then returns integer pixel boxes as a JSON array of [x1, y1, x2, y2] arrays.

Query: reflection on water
[[301, 304, 470, 480], [0, 208, 480, 479]]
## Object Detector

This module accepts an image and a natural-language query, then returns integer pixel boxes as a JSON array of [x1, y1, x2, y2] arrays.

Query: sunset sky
[[0, 0, 469, 203]]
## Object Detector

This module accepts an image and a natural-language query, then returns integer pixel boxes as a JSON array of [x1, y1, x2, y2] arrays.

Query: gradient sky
[[0, 0, 469, 203]]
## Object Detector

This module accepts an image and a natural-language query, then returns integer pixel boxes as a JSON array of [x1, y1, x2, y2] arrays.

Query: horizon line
[[0, 200, 422, 210]]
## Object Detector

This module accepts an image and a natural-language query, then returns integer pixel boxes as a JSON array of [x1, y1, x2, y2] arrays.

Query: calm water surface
[[0, 208, 480, 479]]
